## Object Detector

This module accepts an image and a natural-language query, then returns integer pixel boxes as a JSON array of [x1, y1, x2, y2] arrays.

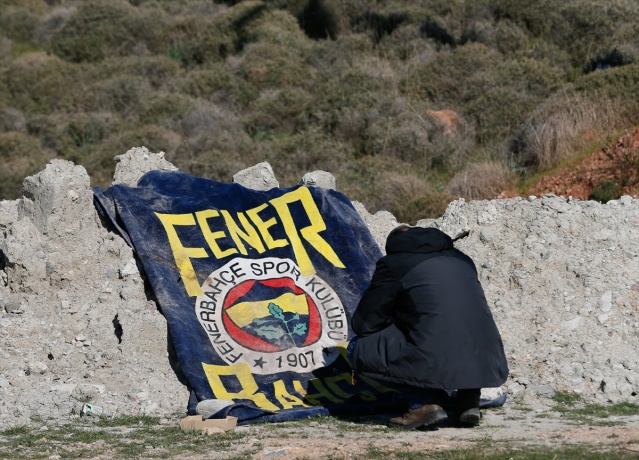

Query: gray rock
[[112, 147, 178, 187], [17, 159, 94, 236], [233, 162, 279, 191], [120, 259, 139, 277], [529, 385, 555, 398], [563, 317, 581, 330], [196, 399, 234, 419], [600, 291, 613, 312], [26, 362, 48, 375], [299, 171, 336, 190], [508, 383, 525, 396]]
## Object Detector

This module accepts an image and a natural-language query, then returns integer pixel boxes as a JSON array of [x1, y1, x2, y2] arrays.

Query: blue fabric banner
[[93, 170, 401, 423]]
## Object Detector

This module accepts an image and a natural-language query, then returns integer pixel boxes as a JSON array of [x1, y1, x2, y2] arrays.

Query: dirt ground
[[242, 402, 639, 459], [500, 127, 639, 200], [3, 396, 639, 460], [144, 396, 639, 460]]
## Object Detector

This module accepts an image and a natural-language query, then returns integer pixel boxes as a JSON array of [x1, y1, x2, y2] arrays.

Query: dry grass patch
[[447, 161, 516, 200], [513, 93, 627, 169]]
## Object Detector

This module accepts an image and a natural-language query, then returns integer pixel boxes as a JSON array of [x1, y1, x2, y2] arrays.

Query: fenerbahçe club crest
[[195, 257, 348, 375]]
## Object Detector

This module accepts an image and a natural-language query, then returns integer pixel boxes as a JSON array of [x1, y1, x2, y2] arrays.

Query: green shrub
[[361, 99, 474, 171], [169, 1, 269, 67], [170, 142, 252, 185], [402, 42, 500, 101], [601, 130, 639, 188], [573, 64, 639, 121], [0, 131, 53, 199], [376, 23, 434, 61], [488, 0, 639, 68], [310, 55, 398, 140], [168, 15, 237, 67], [178, 67, 259, 107], [245, 87, 313, 137], [469, 57, 565, 141], [96, 56, 183, 90], [84, 125, 181, 187], [23, 113, 63, 151], [462, 18, 529, 55], [521, 41, 573, 75], [32, 6, 76, 47], [3, 52, 80, 113], [243, 8, 309, 47], [377, 172, 454, 223], [47, 0, 172, 62], [404, 45, 564, 145], [254, 131, 348, 187], [364, 106, 433, 163], [138, 92, 192, 126], [177, 99, 249, 143], [0, 7, 40, 42], [551, 1, 635, 68], [168, 100, 255, 181], [466, 86, 539, 146], [61, 113, 114, 162], [337, 155, 414, 213], [287, 0, 378, 38], [25, 112, 118, 163], [50, 0, 141, 62], [589, 179, 618, 203], [311, 25, 374, 68], [0, 107, 27, 133], [90, 76, 153, 118], [489, 0, 557, 38], [3, 0, 639, 207], [237, 42, 312, 89], [0, 35, 11, 67], [8, 40, 41, 58]]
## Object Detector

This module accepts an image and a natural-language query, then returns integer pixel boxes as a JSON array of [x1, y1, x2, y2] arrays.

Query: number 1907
[[276, 350, 316, 369]]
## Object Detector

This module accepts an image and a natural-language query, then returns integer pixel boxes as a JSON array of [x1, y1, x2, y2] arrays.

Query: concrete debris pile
[[1, 147, 637, 428]]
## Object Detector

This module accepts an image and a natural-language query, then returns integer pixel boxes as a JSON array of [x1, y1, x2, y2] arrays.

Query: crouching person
[[349, 225, 508, 429]]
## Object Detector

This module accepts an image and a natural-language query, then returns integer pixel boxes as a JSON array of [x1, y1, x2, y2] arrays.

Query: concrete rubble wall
[[0, 147, 637, 427], [429, 197, 639, 404]]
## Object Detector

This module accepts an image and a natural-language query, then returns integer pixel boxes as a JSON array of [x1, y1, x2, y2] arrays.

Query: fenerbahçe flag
[[93, 170, 397, 424]]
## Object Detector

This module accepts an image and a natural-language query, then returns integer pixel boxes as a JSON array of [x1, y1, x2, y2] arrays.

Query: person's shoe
[[456, 389, 481, 427], [388, 404, 448, 430], [458, 407, 481, 427]]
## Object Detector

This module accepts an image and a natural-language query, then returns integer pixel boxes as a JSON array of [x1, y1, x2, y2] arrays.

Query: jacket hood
[[385, 227, 453, 254]]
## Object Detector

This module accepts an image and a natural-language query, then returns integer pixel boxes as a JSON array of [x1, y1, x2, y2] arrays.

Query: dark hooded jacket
[[350, 227, 508, 390]]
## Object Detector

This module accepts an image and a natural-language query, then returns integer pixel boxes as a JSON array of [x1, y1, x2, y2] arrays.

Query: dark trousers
[[347, 338, 481, 413], [456, 388, 481, 413], [392, 385, 480, 413]]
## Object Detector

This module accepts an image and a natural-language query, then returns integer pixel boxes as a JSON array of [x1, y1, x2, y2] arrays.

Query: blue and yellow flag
[[94, 170, 398, 423]]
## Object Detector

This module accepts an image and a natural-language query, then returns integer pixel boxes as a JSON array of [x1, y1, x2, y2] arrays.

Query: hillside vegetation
[[1, 0, 639, 222]]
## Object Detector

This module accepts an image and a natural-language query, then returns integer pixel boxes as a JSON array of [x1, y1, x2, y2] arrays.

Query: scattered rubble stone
[[196, 399, 235, 419], [0, 147, 637, 428], [111, 147, 178, 187], [299, 171, 337, 190], [232, 162, 279, 190]]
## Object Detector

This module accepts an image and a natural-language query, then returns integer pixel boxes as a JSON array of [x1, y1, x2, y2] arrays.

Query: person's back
[[350, 226, 508, 429]]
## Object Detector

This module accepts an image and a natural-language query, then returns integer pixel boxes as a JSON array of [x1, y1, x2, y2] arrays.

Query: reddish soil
[[499, 127, 639, 200]]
